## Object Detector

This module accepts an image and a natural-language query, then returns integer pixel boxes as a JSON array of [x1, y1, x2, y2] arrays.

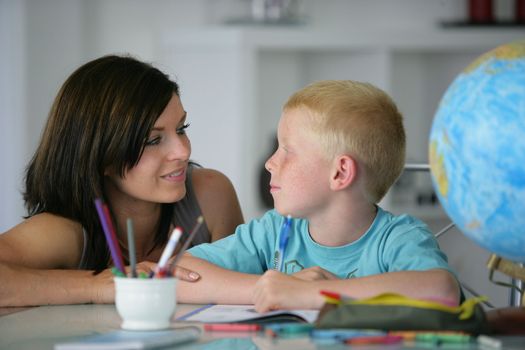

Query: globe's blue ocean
[[429, 41, 525, 263]]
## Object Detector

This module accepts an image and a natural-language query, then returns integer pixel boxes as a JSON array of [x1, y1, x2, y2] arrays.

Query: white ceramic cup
[[114, 277, 177, 330]]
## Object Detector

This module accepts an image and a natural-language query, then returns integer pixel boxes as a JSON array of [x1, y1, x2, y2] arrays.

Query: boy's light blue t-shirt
[[188, 208, 454, 279]]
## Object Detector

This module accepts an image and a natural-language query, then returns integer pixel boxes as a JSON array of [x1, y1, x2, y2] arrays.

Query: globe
[[429, 40, 525, 264]]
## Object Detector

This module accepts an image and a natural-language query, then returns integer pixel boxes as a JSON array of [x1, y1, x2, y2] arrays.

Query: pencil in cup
[[94, 198, 126, 274], [126, 218, 137, 278]]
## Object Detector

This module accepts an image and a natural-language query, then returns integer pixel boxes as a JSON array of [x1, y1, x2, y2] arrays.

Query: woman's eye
[[176, 123, 190, 135], [145, 136, 161, 146]]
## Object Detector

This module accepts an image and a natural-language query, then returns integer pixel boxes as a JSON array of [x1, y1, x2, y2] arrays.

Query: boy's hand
[[292, 266, 338, 281], [253, 270, 323, 312]]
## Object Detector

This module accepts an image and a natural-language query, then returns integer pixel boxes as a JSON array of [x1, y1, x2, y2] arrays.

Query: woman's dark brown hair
[[24, 55, 179, 271]]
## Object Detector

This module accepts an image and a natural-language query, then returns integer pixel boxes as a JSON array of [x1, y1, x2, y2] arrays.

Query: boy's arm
[[253, 268, 460, 312], [176, 255, 260, 304]]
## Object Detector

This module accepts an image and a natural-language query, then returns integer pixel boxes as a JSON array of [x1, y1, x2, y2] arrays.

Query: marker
[[477, 335, 502, 349], [311, 329, 385, 340], [320, 290, 354, 304], [111, 267, 126, 278], [155, 227, 183, 276], [275, 215, 292, 272], [204, 323, 261, 332], [389, 331, 418, 340], [416, 332, 471, 344], [264, 323, 313, 335], [344, 335, 403, 345]]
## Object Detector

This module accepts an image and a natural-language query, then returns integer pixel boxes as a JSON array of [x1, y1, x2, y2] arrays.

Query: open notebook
[[177, 304, 319, 324]]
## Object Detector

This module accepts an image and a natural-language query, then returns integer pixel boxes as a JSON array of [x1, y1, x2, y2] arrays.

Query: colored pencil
[[94, 199, 125, 274], [126, 218, 137, 278]]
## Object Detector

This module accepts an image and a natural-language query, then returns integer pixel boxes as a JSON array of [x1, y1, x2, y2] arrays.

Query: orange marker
[[345, 335, 403, 345]]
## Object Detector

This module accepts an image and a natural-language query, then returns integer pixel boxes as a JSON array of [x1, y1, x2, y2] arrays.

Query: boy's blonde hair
[[283, 80, 406, 203]]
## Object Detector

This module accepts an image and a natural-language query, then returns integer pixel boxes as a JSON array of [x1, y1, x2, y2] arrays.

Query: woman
[[0, 55, 244, 306]]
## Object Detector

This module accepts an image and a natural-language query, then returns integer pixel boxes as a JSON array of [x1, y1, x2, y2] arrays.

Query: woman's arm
[[176, 255, 258, 304], [0, 214, 111, 306], [192, 168, 244, 241]]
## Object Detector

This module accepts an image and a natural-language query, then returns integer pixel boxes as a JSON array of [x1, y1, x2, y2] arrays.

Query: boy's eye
[[176, 123, 190, 135], [145, 136, 161, 146]]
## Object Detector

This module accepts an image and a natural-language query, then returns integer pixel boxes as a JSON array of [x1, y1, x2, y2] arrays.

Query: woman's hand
[[292, 266, 339, 281], [132, 261, 201, 281], [91, 268, 118, 304], [171, 265, 200, 281], [90, 261, 201, 304]]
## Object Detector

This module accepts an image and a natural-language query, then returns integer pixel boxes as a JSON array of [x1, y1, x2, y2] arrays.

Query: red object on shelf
[[469, 0, 494, 23], [517, 0, 525, 22]]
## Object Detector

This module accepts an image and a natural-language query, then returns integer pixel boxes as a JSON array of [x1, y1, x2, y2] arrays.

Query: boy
[[176, 80, 460, 312]]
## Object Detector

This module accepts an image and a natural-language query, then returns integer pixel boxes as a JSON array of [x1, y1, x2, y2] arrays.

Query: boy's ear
[[330, 155, 357, 190]]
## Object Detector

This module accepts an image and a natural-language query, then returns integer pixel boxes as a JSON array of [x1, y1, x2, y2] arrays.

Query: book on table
[[177, 304, 319, 324]]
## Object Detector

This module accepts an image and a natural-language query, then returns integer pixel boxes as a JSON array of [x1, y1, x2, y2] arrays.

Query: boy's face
[[265, 107, 333, 218]]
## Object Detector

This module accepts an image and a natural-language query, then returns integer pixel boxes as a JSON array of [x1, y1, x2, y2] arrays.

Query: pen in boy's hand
[[276, 215, 292, 272]]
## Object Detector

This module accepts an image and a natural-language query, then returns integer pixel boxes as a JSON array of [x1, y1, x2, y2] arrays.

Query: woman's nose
[[167, 135, 191, 161]]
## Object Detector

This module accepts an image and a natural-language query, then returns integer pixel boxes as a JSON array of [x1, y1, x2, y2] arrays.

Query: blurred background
[[1, 0, 524, 307]]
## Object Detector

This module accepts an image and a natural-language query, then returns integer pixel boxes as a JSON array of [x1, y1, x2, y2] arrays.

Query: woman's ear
[[330, 155, 357, 191]]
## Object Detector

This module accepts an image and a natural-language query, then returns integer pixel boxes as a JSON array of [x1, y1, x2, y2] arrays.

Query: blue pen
[[275, 215, 292, 272]]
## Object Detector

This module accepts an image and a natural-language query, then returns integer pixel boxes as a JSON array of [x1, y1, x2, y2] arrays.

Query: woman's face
[[105, 94, 191, 205]]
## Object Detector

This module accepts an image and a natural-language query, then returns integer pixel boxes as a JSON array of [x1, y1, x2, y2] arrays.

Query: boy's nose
[[265, 153, 276, 172]]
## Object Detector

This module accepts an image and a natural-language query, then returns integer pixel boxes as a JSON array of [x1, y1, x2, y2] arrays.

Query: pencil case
[[315, 293, 489, 334]]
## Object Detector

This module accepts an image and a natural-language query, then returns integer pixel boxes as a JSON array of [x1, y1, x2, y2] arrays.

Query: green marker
[[416, 332, 471, 344], [265, 323, 313, 335], [111, 267, 126, 277]]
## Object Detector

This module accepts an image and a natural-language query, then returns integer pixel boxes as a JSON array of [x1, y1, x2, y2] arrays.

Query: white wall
[[0, 0, 521, 307], [0, 0, 26, 230], [0, 0, 465, 230]]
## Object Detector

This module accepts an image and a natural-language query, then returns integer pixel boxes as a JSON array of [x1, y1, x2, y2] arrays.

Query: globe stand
[[485, 254, 525, 334]]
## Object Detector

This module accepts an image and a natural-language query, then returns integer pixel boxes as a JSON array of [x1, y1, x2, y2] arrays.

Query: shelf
[[163, 25, 525, 51]]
